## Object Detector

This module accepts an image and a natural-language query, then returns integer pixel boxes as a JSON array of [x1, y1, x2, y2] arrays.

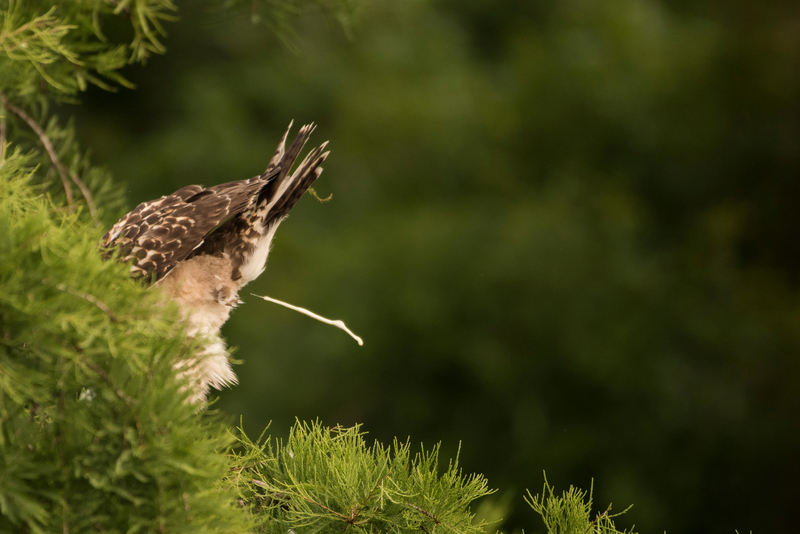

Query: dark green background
[[74, 1, 798, 532]]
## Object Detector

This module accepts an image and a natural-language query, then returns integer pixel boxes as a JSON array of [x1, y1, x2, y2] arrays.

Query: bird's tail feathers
[[265, 120, 294, 174], [265, 121, 316, 180], [271, 143, 329, 220], [258, 122, 329, 221]]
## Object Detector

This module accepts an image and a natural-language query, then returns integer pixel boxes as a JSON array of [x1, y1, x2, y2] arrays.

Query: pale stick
[[251, 294, 364, 346]]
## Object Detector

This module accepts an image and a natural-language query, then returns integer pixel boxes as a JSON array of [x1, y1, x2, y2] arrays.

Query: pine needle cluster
[[229, 421, 493, 534], [1, 0, 175, 99], [524, 476, 636, 534]]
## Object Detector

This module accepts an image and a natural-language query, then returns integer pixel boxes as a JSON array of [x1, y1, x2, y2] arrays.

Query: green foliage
[[230, 420, 493, 533], [0, 0, 175, 101], [525, 477, 634, 534], [0, 151, 249, 532], [220, 0, 362, 49], [0, 1, 246, 532], [0, 0, 172, 226]]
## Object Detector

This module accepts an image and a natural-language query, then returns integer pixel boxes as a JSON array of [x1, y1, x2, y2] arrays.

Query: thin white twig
[[251, 293, 363, 346]]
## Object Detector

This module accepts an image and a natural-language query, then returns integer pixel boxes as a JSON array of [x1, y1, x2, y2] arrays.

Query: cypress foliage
[[525, 477, 635, 534], [0, 151, 249, 531], [230, 421, 493, 533], [0, 2, 252, 532]]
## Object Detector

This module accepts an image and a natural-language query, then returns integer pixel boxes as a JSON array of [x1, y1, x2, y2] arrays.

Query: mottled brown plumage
[[101, 122, 329, 402]]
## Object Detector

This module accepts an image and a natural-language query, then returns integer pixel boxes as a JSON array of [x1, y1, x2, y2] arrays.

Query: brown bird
[[101, 122, 329, 402]]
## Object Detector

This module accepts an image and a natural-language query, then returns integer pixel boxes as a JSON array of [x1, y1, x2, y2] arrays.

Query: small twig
[[251, 293, 363, 346], [84, 360, 129, 403], [362, 473, 390, 507], [271, 488, 349, 521], [303, 495, 349, 520], [62, 500, 69, 534], [0, 93, 97, 219], [0, 11, 65, 48], [0, 111, 6, 161], [84, 358, 145, 450], [0, 93, 73, 209], [229, 464, 256, 472], [339, 474, 391, 530], [50, 281, 119, 322], [583, 505, 612, 534], [409, 504, 441, 524]]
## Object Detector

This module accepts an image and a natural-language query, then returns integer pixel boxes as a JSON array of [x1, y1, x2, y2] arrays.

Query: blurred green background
[[72, 0, 798, 532]]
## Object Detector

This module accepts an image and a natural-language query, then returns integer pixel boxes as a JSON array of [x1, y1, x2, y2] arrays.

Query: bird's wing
[[102, 122, 328, 283], [100, 180, 264, 282]]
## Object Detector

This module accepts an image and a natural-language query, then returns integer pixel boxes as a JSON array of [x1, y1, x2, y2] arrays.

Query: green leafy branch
[[0, 0, 178, 102], [525, 475, 636, 534], [229, 420, 494, 533], [107, 0, 178, 62], [0, 91, 97, 217], [0, 4, 79, 93]]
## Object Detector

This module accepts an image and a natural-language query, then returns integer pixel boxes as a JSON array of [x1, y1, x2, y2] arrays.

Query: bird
[[101, 122, 329, 403]]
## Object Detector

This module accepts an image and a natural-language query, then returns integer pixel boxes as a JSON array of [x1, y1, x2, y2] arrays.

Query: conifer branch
[[0, 93, 73, 210], [51, 281, 120, 323], [409, 503, 441, 524], [82, 358, 146, 450], [0, 93, 97, 219], [0, 113, 5, 160], [362, 473, 390, 507], [295, 491, 349, 520], [583, 505, 612, 534]]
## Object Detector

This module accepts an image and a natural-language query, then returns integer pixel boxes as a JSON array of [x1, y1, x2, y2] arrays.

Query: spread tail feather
[[185, 122, 329, 283], [265, 120, 294, 174], [258, 123, 328, 221]]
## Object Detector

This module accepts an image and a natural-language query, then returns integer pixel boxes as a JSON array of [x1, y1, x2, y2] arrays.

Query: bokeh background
[[72, 1, 798, 532]]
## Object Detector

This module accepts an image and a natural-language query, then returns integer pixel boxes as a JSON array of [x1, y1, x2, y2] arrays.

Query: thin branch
[[0, 12, 54, 49], [409, 504, 441, 524], [583, 505, 612, 534], [44, 278, 121, 322], [0, 111, 6, 162], [83, 358, 146, 450], [262, 484, 350, 521], [362, 473, 390, 507], [55, 283, 120, 322], [0, 93, 97, 219], [0, 93, 72, 209], [301, 494, 349, 520], [229, 464, 257, 472], [251, 293, 363, 346]]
